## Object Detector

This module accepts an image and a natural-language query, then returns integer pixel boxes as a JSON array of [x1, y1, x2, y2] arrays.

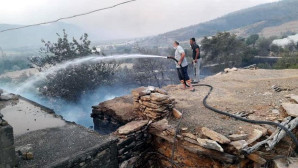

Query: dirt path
[[165, 69, 298, 136]]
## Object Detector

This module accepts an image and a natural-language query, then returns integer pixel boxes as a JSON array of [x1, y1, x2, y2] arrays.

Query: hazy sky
[[0, 0, 279, 40]]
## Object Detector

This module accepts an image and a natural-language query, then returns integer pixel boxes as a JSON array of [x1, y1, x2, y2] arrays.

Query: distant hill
[[0, 22, 91, 49], [139, 0, 298, 47]]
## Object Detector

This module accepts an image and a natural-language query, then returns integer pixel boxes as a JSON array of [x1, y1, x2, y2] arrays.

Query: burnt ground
[[165, 69, 298, 136]]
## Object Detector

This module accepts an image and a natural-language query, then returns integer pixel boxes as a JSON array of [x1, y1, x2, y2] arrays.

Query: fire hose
[[166, 56, 298, 153]]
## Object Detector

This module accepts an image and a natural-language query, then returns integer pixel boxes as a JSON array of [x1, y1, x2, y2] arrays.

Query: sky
[[0, 0, 280, 40]]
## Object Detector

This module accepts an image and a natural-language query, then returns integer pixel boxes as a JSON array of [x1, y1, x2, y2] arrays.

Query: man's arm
[[194, 48, 200, 63], [178, 52, 185, 65]]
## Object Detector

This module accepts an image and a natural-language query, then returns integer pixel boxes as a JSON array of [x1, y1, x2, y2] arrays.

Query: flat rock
[[273, 157, 298, 168], [131, 87, 147, 98], [196, 138, 224, 152], [201, 127, 231, 144], [140, 95, 151, 101], [117, 120, 149, 135], [228, 134, 248, 141], [281, 103, 298, 117], [182, 133, 197, 140], [150, 119, 170, 131], [290, 95, 298, 103], [172, 108, 182, 119], [154, 88, 168, 95], [246, 129, 263, 144], [150, 93, 169, 102], [230, 140, 248, 150], [141, 101, 160, 109], [247, 154, 266, 165]]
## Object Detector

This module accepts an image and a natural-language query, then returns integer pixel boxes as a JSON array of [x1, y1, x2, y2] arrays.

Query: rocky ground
[[166, 69, 298, 137]]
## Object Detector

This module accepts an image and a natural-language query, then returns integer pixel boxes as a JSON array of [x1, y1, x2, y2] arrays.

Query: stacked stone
[[116, 120, 152, 168], [132, 86, 175, 120]]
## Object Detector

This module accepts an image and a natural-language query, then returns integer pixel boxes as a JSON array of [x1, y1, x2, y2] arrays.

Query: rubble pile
[[131, 86, 175, 120]]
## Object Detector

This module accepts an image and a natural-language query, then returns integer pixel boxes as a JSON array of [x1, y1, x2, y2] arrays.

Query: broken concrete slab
[[228, 134, 248, 141], [201, 127, 231, 144], [281, 103, 298, 117], [196, 138, 224, 152], [117, 120, 149, 135]]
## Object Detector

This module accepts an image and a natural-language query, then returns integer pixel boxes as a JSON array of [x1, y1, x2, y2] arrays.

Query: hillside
[[0, 22, 89, 49], [139, 0, 298, 47]]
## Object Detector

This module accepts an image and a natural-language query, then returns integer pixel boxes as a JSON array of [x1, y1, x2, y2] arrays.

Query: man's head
[[190, 38, 196, 45], [173, 41, 179, 48]]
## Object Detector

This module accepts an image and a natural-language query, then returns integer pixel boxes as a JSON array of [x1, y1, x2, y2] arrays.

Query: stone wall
[[0, 114, 17, 168], [49, 139, 119, 168], [116, 120, 153, 168]]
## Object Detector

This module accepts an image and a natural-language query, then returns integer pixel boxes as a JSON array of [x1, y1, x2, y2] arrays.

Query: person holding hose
[[190, 38, 201, 83], [168, 41, 195, 91]]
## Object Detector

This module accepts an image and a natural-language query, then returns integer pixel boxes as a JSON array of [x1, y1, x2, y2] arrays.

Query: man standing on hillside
[[190, 38, 201, 83], [168, 41, 195, 91]]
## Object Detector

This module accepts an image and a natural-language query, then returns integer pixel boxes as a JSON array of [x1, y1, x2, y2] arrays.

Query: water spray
[[166, 56, 298, 154]]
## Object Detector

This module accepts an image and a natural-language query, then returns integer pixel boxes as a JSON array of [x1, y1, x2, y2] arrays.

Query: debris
[[281, 103, 298, 117], [272, 85, 282, 92], [228, 134, 248, 141], [172, 108, 182, 119], [243, 64, 257, 69], [201, 127, 231, 144], [181, 127, 188, 132], [224, 67, 238, 73], [117, 120, 149, 135], [16, 144, 34, 160]]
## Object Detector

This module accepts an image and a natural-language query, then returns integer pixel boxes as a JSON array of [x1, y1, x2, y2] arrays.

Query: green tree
[[30, 29, 99, 67], [246, 34, 259, 48], [201, 32, 253, 67], [30, 30, 118, 101]]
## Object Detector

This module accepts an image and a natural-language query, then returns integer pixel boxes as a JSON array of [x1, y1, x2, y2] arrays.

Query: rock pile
[[132, 86, 175, 120]]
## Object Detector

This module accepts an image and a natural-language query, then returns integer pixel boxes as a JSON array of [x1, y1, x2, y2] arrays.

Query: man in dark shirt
[[190, 38, 201, 83]]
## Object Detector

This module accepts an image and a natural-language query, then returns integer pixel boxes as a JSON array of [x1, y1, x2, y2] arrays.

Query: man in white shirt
[[169, 41, 194, 91]]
